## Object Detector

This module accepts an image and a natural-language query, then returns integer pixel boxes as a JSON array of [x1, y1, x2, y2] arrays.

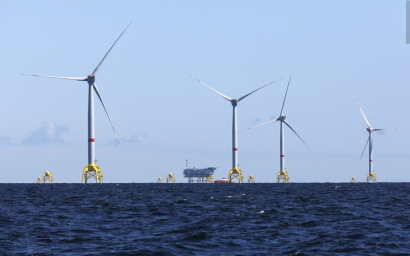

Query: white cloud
[[0, 136, 13, 146], [252, 118, 262, 126], [22, 120, 69, 145], [105, 134, 147, 146]]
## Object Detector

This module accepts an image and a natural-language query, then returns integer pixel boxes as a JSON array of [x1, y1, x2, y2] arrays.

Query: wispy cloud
[[128, 135, 140, 143], [105, 134, 147, 146], [252, 118, 262, 126], [0, 136, 13, 146], [375, 130, 386, 136], [22, 120, 69, 145]]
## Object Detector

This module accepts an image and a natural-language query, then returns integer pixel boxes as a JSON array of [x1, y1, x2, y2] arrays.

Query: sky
[[0, 1, 409, 183]]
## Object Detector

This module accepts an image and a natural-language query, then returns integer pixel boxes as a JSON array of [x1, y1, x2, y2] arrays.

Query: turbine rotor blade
[[189, 74, 232, 101], [373, 128, 403, 131], [359, 135, 370, 161], [283, 120, 309, 149], [93, 83, 119, 143], [280, 76, 291, 116], [241, 118, 278, 131], [356, 100, 372, 128], [238, 77, 283, 102], [92, 22, 132, 76], [21, 74, 87, 81]]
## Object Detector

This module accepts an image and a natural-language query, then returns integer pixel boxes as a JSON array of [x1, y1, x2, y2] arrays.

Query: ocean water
[[1, 183, 410, 255]]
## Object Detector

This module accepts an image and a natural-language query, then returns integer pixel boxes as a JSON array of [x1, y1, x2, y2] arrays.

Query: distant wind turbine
[[356, 101, 402, 182], [244, 77, 308, 183], [22, 23, 131, 183], [190, 74, 282, 182]]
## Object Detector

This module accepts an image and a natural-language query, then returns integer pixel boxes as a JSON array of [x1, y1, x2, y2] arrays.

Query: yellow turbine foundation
[[228, 167, 243, 183], [157, 177, 163, 183], [350, 176, 357, 183], [247, 175, 255, 183], [277, 170, 289, 183], [166, 173, 176, 183], [82, 163, 103, 183], [42, 171, 54, 183], [205, 174, 214, 183], [366, 172, 376, 183]]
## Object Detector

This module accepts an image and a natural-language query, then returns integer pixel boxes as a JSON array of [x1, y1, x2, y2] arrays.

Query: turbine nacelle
[[87, 75, 95, 84]]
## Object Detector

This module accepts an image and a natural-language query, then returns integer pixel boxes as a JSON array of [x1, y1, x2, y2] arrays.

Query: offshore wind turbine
[[22, 23, 131, 183], [244, 77, 308, 183], [356, 101, 401, 182], [190, 75, 281, 182]]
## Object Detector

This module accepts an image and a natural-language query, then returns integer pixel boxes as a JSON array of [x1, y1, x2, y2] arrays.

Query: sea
[[1, 183, 409, 255]]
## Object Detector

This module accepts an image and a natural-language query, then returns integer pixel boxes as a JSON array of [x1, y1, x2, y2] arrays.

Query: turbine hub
[[87, 75, 95, 84]]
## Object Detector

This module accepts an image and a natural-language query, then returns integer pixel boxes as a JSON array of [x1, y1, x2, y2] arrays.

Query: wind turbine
[[356, 101, 401, 183], [244, 77, 308, 183], [190, 75, 281, 183], [22, 23, 131, 183]]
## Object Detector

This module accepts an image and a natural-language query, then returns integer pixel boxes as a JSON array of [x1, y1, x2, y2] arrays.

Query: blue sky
[[0, 1, 408, 183]]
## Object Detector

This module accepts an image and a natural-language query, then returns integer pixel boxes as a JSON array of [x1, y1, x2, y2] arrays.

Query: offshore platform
[[183, 160, 217, 183]]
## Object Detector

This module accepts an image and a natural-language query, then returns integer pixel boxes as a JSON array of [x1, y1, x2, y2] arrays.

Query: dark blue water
[[1, 183, 410, 255]]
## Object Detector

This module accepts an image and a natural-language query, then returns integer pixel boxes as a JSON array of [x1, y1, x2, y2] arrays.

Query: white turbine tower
[[190, 75, 281, 183], [356, 101, 401, 183], [22, 23, 131, 183], [244, 77, 308, 183]]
